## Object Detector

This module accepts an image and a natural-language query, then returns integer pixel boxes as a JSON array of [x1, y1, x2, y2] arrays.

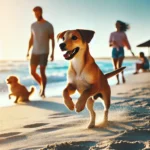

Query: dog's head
[[57, 29, 95, 60], [6, 76, 19, 85]]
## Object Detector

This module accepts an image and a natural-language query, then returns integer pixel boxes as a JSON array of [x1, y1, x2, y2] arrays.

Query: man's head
[[33, 6, 43, 21]]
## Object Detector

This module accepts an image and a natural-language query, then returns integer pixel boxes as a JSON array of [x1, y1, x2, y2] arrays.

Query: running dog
[[6, 76, 35, 103], [57, 29, 125, 128]]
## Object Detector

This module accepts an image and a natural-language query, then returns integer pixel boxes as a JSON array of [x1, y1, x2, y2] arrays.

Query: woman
[[109, 20, 134, 85], [133, 52, 149, 74]]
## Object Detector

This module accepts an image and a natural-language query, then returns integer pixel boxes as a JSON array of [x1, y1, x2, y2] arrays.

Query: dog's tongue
[[63, 51, 70, 58]]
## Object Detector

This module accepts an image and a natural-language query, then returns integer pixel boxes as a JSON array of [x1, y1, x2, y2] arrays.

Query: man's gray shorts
[[30, 54, 49, 66]]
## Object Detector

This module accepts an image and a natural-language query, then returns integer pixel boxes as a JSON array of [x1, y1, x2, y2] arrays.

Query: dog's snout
[[59, 43, 66, 50]]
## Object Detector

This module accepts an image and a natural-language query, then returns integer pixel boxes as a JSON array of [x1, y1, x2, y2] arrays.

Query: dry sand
[[0, 73, 150, 150]]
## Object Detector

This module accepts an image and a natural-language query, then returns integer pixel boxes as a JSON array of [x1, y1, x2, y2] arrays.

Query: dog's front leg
[[76, 86, 96, 112], [9, 93, 13, 99], [63, 84, 76, 110]]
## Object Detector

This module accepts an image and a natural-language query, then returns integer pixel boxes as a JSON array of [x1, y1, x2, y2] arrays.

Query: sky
[[0, 0, 150, 60]]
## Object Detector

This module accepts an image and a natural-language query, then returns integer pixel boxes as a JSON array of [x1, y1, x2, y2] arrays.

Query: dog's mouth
[[6, 80, 11, 84], [63, 47, 80, 60]]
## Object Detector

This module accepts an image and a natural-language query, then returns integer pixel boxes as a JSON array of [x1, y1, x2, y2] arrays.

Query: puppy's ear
[[57, 30, 68, 41], [77, 29, 95, 43]]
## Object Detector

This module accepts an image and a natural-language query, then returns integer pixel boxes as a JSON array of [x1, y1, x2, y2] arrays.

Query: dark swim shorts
[[30, 54, 49, 66], [112, 47, 124, 59]]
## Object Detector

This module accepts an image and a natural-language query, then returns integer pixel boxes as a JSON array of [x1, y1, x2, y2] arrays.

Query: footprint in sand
[[117, 92, 128, 95], [0, 134, 26, 144], [0, 132, 21, 138], [49, 113, 71, 119], [36, 127, 59, 133], [131, 88, 139, 91], [23, 123, 48, 128]]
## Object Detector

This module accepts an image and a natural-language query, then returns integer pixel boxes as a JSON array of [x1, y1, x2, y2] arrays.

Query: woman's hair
[[139, 52, 145, 57], [116, 20, 130, 32]]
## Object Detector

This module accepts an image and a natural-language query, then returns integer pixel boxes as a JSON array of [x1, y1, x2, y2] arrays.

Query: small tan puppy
[[57, 29, 125, 128], [6, 76, 34, 103]]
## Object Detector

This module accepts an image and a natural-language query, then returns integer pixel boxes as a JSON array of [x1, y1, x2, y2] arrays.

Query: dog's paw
[[87, 122, 95, 129], [75, 101, 86, 112], [64, 98, 74, 111]]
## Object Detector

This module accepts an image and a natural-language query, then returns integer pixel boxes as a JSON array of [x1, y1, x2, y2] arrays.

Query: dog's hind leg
[[14, 96, 19, 103], [98, 87, 111, 127], [63, 84, 76, 111], [86, 97, 96, 128]]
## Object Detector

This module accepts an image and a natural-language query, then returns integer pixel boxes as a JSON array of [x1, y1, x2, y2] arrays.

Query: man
[[27, 6, 55, 97]]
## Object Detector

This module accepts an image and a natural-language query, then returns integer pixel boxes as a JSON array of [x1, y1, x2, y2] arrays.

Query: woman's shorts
[[112, 47, 124, 59]]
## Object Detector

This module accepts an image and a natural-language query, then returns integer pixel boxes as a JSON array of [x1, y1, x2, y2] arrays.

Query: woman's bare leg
[[118, 57, 125, 83], [112, 58, 119, 84]]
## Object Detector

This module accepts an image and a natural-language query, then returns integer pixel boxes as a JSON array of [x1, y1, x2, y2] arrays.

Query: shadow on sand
[[26, 100, 70, 113]]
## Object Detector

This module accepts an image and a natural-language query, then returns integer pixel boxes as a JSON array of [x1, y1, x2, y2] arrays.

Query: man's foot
[[40, 87, 46, 98], [40, 92, 46, 98], [133, 72, 138, 75]]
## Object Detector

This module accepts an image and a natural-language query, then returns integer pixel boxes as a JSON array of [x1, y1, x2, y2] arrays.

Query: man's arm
[[27, 32, 33, 58], [50, 33, 55, 61]]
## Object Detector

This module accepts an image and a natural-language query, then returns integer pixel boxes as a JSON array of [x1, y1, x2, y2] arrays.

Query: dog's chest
[[69, 74, 90, 93]]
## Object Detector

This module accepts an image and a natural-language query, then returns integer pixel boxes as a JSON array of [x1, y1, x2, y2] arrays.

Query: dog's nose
[[59, 43, 66, 50]]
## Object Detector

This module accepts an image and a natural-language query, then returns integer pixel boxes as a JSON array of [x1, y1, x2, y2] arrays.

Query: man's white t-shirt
[[31, 21, 54, 55]]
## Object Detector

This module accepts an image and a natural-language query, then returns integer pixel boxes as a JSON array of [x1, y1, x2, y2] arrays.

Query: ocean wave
[[0, 60, 137, 94], [0, 73, 67, 92]]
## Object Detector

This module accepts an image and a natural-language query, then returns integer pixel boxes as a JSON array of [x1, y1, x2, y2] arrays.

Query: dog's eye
[[72, 36, 78, 40], [62, 37, 65, 41]]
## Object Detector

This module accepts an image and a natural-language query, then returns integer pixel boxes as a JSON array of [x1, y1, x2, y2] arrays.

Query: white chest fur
[[67, 70, 90, 93]]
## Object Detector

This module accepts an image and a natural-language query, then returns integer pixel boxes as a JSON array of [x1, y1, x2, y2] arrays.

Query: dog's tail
[[29, 86, 35, 96], [105, 67, 126, 79]]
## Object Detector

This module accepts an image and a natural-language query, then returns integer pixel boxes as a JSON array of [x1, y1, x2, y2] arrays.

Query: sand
[[0, 72, 150, 150]]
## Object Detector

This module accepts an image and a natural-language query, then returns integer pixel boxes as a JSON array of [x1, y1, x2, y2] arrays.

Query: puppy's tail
[[29, 86, 35, 96], [105, 67, 126, 79]]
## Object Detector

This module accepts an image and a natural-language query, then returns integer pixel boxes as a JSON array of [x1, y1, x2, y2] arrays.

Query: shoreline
[[0, 56, 141, 62]]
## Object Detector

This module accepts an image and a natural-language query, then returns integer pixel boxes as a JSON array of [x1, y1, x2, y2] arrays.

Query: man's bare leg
[[30, 65, 42, 92], [40, 65, 47, 97]]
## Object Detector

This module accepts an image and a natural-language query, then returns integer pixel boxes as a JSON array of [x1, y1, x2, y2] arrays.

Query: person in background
[[133, 52, 149, 74], [27, 6, 55, 97], [109, 20, 134, 85]]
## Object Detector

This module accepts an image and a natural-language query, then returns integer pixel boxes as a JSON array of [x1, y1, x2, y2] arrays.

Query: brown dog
[[57, 29, 125, 128], [6, 76, 35, 103]]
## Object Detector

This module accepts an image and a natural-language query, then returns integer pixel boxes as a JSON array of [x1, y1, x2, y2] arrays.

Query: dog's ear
[[57, 30, 68, 41], [77, 29, 95, 43]]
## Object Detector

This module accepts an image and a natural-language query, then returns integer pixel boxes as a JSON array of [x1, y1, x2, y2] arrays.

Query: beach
[[0, 71, 149, 150]]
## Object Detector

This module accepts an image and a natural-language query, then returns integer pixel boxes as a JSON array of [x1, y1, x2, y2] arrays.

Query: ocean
[[0, 59, 136, 107]]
